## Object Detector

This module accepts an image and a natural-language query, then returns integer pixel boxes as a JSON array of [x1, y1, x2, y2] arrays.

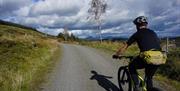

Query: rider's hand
[[112, 54, 119, 59]]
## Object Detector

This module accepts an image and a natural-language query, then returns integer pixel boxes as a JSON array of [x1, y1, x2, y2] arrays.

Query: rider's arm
[[115, 43, 128, 55], [115, 33, 137, 56]]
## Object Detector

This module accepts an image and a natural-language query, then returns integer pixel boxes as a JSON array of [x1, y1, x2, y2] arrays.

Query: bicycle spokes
[[118, 67, 132, 91]]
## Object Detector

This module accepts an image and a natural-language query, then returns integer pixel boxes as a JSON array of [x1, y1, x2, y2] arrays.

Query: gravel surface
[[41, 44, 167, 91]]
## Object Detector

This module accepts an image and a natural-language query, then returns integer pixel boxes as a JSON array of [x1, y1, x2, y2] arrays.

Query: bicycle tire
[[118, 66, 132, 91]]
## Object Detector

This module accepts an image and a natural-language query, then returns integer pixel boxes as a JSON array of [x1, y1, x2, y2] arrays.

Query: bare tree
[[62, 27, 69, 41], [88, 0, 107, 42]]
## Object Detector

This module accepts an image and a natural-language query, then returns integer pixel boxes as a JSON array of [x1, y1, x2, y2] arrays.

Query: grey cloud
[[0, 0, 31, 17], [0, 0, 179, 38], [37, 27, 64, 36]]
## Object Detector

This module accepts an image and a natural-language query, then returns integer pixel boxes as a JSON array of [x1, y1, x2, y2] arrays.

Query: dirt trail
[[41, 44, 167, 91]]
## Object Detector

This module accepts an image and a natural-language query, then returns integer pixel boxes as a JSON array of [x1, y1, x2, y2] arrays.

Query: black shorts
[[128, 56, 159, 77]]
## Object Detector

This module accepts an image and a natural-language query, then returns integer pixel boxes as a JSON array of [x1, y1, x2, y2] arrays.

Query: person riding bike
[[113, 16, 161, 91]]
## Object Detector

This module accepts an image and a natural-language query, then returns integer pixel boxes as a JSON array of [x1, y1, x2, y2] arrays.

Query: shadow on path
[[90, 70, 121, 91]]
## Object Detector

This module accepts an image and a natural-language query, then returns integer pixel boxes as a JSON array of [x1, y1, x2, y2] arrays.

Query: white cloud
[[14, 6, 31, 17], [29, 0, 85, 16]]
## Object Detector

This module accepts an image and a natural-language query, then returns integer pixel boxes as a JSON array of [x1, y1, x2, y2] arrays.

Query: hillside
[[0, 22, 60, 91], [0, 20, 37, 31], [0, 20, 56, 38]]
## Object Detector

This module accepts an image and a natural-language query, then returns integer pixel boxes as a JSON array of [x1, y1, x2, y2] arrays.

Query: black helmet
[[91, 70, 97, 74], [133, 16, 148, 25]]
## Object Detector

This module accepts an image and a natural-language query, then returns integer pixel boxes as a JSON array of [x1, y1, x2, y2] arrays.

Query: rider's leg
[[129, 56, 145, 89], [145, 64, 159, 90]]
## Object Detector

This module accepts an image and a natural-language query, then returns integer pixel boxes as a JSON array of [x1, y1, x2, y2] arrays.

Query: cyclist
[[113, 16, 161, 91]]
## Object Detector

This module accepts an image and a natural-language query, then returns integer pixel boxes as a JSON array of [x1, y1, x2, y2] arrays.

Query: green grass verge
[[80, 41, 139, 55], [0, 24, 60, 91], [155, 75, 180, 91]]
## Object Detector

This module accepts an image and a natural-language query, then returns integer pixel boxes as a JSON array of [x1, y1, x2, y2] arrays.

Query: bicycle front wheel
[[118, 66, 132, 91]]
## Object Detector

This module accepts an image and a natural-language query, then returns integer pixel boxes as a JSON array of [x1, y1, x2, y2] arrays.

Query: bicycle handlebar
[[118, 56, 134, 59], [112, 55, 134, 60]]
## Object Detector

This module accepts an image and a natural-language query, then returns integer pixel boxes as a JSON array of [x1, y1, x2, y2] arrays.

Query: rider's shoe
[[134, 87, 142, 91], [147, 87, 161, 91]]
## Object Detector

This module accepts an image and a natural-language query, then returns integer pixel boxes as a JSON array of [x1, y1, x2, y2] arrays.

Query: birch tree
[[88, 0, 107, 42]]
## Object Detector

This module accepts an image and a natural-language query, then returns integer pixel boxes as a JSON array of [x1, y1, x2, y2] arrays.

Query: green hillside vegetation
[[0, 24, 60, 91], [158, 48, 180, 80], [175, 37, 180, 47], [0, 20, 37, 32], [80, 41, 180, 91], [0, 20, 57, 39]]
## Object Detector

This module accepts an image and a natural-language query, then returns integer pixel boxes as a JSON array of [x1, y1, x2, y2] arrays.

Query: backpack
[[140, 50, 167, 65]]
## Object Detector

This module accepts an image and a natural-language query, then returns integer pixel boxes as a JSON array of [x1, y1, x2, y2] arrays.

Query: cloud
[[14, 6, 31, 17], [0, 0, 179, 38], [37, 27, 64, 36], [29, 0, 83, 16], [0, 0, 32, 17]]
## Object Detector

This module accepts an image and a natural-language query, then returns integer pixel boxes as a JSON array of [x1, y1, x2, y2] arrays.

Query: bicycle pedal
[[121, 81, 126, 84], [139, 82, 143, 87], [125, 80, 129, 82]]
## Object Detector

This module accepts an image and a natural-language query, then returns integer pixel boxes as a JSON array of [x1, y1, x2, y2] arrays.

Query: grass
[[157, 48, 180, 81], [80, 41, 180, 91], [80, 41, 139, 55], [0, 24, 60, 91], [155, 75, 180, 91]]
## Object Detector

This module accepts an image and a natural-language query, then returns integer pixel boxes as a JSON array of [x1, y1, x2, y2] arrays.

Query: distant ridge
[[0, 20, 55, 37], [85, 35, 128, 41], [0, 20, 37, 31]]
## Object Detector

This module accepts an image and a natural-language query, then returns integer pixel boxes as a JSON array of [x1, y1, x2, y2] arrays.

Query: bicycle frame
[[138, 75, 147, 91], [117, 56, 147, 91]]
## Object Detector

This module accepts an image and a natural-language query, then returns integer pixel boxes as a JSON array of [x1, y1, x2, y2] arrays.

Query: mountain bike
[[116, 56, 147, 91]]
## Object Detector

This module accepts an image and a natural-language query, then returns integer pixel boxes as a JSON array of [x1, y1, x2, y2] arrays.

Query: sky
[[0, 0, 180, 38]]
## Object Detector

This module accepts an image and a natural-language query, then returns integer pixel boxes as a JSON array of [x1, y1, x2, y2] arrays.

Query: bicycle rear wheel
[[118, 66, 132, 91]]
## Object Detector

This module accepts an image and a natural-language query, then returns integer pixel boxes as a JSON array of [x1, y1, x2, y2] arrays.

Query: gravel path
[[41, 44, 167, 91]]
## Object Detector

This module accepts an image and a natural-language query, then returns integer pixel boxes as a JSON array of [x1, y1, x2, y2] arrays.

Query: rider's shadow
[[90, 70, 121, 91]]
